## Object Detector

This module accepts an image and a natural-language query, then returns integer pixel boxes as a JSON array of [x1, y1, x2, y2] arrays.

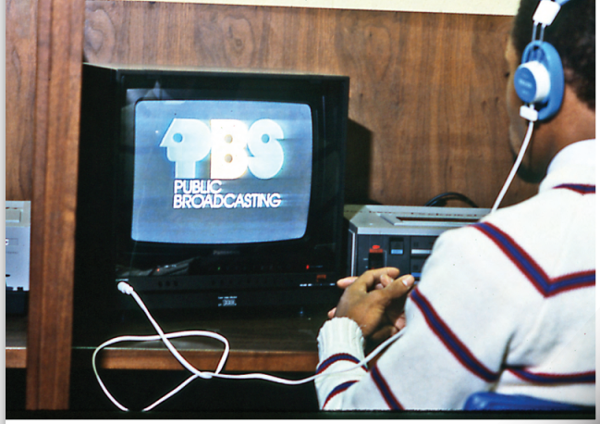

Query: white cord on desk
[[92, 282, 405, 412]]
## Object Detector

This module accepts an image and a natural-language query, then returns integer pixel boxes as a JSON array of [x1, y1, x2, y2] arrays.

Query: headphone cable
[[491, 116, 536, 213]]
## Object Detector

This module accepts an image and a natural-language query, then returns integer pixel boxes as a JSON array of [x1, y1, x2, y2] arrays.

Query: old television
[[74, 63, 348, 330]]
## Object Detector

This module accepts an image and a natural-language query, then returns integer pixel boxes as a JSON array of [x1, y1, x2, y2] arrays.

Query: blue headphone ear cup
[[514, 41, 564, 121]]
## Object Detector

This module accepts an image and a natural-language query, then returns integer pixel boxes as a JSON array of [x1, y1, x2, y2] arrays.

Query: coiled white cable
[[491, 111, 536, 213], [92, 282, 406, 412]]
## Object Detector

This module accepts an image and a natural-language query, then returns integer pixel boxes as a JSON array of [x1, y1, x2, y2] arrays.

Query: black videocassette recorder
[[345, 205, 490, 280]]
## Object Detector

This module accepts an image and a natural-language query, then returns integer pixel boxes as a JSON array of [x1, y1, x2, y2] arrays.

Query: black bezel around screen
[[112, 70, 347, 294]]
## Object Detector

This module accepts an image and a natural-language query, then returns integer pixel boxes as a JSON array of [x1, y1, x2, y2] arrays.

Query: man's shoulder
[[454, 182, 595, 272], [431, 164, 595, 263], [488, 176, 595, 229]]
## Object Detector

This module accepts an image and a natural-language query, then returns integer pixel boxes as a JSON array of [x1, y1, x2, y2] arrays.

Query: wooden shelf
[[6, 315, 28, 369]]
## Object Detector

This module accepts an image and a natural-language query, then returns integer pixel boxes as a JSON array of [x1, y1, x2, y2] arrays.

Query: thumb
[[382, 274, 415, 298], [328, 307, 337, 319]]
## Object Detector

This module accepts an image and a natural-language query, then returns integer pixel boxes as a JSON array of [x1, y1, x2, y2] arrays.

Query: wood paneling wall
[[7, 1, 538, 208], [81, 1, 538, 207], [6, 0, 38, 201], [6, 0, 85, 410]]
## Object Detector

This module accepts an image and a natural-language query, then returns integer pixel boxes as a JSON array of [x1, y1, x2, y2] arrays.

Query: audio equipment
[[345, 205, 490, 279], [514, 0, 569, 122]]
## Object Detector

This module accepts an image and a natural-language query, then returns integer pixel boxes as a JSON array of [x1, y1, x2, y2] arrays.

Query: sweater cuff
[[317, 317, 366, 361]]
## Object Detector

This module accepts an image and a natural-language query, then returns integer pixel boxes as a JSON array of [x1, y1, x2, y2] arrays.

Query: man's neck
[[548, 86, 596, 159]]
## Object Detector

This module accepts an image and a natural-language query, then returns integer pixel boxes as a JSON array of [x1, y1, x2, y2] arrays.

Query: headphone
[[513, 0, 570, 122], [492, 0, 572, 211]]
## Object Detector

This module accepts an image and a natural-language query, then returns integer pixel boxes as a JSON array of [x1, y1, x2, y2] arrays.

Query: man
[[314, 0, 595, 410]]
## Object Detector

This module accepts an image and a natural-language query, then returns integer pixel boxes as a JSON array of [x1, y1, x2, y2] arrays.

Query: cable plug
[[520, 104, 539, 122], [532, 0, 561, 27], [117, 281, 134, 295]]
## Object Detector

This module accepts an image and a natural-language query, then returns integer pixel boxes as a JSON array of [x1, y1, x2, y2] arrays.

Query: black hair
[[511, 0, 595, 110]]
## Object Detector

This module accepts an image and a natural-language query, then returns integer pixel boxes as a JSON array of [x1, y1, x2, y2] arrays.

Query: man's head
[[505, 0, 595, 183]]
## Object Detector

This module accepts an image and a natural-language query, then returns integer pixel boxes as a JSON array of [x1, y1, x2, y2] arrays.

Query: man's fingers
[[350, 267, 401, 292], [394, 312, 407, 331], [382, 274, 415, 298], [331, 268, 410, 339], [371, 325, 398, 342], [336, 276, 358, 288]]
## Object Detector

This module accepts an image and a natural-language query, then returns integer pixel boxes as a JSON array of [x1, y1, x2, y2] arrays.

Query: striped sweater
[[315, 140, 596, 410]]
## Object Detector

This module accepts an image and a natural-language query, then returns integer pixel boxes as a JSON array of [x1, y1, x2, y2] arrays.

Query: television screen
[[132, 99, 313, 244]]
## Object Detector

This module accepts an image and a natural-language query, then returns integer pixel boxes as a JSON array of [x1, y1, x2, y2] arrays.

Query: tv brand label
[[160, 118, 285, 180], [172, 179, 282, 209]]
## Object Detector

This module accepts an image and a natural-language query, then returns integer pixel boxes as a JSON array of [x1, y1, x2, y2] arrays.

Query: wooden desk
[[71, 314, 328, 373], [8, 312, 327, 372], [8, 312, 327, 414]]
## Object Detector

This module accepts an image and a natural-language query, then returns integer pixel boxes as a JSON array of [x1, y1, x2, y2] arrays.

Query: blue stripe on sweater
[[371, 364, 403, 409], [473, 222, 595, 296], [411, 287, 499, 383], [509, 368, 596, 384], [323, 381, 358, 407], [554, 184, 595, 194], [316, 353, 365, 375]]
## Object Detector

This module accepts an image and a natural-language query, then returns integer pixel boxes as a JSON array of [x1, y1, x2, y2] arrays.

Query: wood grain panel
[[6, 348, 28, 369], [73, 314, 327, 372], [25, 0, 85, 410], [89, 349, 318, 372], [6, 0, 38, 201], [83, 2, 538, 208]]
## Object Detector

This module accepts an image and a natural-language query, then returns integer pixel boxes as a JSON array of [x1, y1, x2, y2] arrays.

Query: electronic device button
[[410, 257, 428, 281], [410, 236, 436, 256], [368, 245, 385, 269], [389, 238, 405, 255]]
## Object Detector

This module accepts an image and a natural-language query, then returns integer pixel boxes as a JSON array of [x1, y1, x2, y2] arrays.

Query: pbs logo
[[160, 118, 285, 180]]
